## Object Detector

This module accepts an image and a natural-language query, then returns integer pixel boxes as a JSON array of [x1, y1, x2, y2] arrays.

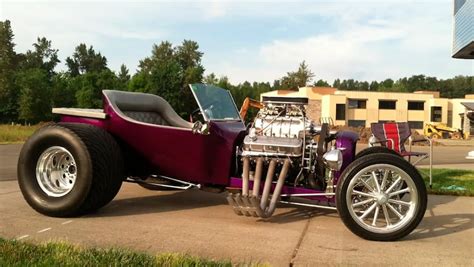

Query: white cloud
[[1, 0, 472, 82], [205, 1, 473, 84]]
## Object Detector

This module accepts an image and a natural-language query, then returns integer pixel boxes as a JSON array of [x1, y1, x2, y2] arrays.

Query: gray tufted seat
[[103, 90, 193, 129]]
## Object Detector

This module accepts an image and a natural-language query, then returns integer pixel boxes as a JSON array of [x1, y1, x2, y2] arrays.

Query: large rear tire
[[336, 153, 427, 241], [18, 123, 124, 217]]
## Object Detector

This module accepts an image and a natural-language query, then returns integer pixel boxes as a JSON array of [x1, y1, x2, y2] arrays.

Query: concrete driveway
[[1, 144, 473, 265]]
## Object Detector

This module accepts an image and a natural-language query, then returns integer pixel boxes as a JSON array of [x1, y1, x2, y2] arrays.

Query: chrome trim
[[126, 174, 201, 190], [280, 193, 335, 197], [279, 200, 337, 211]]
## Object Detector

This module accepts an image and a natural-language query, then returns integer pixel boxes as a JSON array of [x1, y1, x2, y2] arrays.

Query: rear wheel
[[336, 153, 427, 241], [18, 123, 124, 217]]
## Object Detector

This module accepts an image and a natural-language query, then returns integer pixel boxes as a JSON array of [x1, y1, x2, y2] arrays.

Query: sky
[[1, 0, 473, 84]]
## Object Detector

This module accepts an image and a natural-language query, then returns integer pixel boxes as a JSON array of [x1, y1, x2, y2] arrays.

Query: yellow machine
[[239, 97, 263, 120], [423, 123, 463, 139]]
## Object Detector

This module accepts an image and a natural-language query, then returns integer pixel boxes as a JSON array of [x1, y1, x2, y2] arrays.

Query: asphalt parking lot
[[1, 144, 473, 266]]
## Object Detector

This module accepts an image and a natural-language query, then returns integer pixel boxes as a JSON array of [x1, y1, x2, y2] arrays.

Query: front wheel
[[336, 153, 427, 241]]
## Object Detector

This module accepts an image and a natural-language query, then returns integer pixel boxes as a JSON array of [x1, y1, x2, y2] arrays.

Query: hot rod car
[[17, 84, 427, 241]]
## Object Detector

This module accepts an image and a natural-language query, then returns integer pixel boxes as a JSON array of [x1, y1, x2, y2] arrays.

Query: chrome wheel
[[36, 146, 77, 197], [346, 164, 418, 234]]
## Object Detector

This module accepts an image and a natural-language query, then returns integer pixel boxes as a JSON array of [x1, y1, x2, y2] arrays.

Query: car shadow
[[406, 213, 473, 240], [88, 187, 470, 241], [260, 206, 337, 224], [87, 189, 228, 218]]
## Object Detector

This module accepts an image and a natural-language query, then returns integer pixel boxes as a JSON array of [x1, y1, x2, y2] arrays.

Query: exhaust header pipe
[[227, 157, 290, 218]]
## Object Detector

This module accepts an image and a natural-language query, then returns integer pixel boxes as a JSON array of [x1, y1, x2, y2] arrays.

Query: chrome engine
[[229, 96, 344, 218], [241, 98, 307, 157]]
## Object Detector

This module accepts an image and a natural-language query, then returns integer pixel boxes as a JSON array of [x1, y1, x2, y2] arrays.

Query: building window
[[348, 120, 366, 127], [408, 101, 424, 110], [408, 121, 424, 130], [336, 104, 345, 120], [379, 100, 396, 109], [431, 106, 442, 122], [348, 99, 366, 109]]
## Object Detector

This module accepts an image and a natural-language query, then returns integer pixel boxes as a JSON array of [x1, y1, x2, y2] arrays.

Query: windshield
[[190, 84, 241, 121]]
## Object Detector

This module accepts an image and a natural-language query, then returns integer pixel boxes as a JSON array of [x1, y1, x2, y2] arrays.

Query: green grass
[[420, 168, 474, 196], [0, 124, 41, 144], [0, 238, 257, 267]]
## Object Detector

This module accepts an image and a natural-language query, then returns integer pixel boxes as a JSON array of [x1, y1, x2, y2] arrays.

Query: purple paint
[[60, 92, 246, 186], [334, 131, 359, 184]]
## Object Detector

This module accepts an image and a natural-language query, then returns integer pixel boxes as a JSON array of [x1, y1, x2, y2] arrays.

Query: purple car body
[[59, 88, 358, 201]]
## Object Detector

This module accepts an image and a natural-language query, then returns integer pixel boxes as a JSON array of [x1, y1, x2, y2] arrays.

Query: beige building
[[261, 87, 474, 137]]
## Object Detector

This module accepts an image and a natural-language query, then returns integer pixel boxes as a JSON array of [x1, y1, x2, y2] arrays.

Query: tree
[[16, 69, 51, 123], [0, 20, 21, 122], [280, 61, 314, 90], [66, 44, 108, 76], [132, 40, 204, 116], [380, 78, 394, 90], [204, 73, 219, 85], [117, 64, 130, 89], [333, 78, 341, 88], [369, 81, 379, 91], [21, 37, 59, 77], [51, 72, 76, 108], [74, 70, 121, 108], [314, 79, 330, 87]]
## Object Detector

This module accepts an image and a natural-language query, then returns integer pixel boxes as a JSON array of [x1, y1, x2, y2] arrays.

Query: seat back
[[103, 90, 193, 129], [370, 122, 411, 153]]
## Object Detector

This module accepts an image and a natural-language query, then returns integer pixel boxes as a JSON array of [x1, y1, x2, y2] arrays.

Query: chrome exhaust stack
[[227, 157, 289, 218]]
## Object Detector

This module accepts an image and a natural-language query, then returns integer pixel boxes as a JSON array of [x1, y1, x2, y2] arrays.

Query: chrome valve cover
[[242, 135, 303, 157]]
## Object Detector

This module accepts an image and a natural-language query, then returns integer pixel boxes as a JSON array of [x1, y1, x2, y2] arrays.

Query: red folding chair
[[370, 122, 433, 186]]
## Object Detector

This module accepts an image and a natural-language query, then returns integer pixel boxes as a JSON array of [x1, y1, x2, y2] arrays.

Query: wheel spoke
[[372, 206, 380, 226], [359, 177, 376, 192], [359, 203, 377, 220], [382, 204, 391, 226], [386, 203, 404, 219], [352, 198, 375, 208], [380, 169, 389, 191], [388, 198, 411, 207], [352, 190, 375, 198], [372, 171, 381, 192], [388, 187, 410, 198], [385, 177, 402, 194]]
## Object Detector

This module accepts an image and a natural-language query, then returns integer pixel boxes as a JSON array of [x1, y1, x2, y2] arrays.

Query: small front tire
[[336, 153, 427, 241]]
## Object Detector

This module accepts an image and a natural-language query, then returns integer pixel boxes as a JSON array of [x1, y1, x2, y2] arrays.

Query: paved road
[[0, 144, 22, 181], [0, 181, 473, 266], [1, 144, 474, 265]]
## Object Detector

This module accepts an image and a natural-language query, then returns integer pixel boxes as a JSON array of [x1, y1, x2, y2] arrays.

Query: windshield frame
[[189, 84, 243, 122]]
